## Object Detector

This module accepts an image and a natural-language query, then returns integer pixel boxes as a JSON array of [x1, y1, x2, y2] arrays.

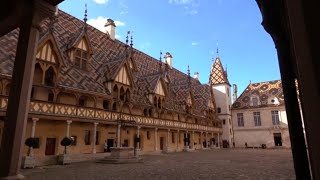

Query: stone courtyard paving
[[21, 149, 295, 180]]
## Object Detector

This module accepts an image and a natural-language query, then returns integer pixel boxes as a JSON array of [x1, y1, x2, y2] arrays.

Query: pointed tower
[[209, 48, 234, 147]]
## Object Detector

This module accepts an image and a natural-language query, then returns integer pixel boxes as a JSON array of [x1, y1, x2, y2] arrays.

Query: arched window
[[143, 109, 148, 116], [44, 66, 55, 86], [79, 96, 86, 106], [153, 96, 157, 107], [217, 107, 221, 113], [103, 100, 109, 110], [113, 85, 118, 99], [33, 63, 42, 85], [148, 109, 152, 117], [119, 87, 125, 101], [125, 89, 130, 102], [158, 97, 161, 108], [48, 91, 54, 102]]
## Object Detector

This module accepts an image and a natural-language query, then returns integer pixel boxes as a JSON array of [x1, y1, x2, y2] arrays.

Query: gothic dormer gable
[[68, 33, 93, 70], [36, 33, 64, 67], [115, 64, 132, 87], [154, 79, 167, 97]]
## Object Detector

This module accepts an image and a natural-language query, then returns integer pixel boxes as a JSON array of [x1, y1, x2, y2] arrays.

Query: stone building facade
[[0, 10, 230, 165], [231, 80, 291, 148]]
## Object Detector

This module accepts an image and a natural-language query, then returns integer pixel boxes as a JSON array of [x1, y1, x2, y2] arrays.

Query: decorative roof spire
[[83, 4, 88, 32], [208, 48, 230, 86], [130, 31, 134, 48], [216, 41, 219, 58], [126, 31, 130, 46], [159, 51, 163, 71], [187, 65, 191, 88]]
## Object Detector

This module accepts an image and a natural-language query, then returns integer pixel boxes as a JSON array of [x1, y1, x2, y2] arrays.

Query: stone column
[[166, 129, 170, 152], [66, 120, 72, 137], [154, 128, 158, 151], [192, 131, 195, 150], [176, 130, 180, 152], [218, 133, 220, 148], [200, 132, 203, 149], [206, 132, 209, 148], [92, 122, 99, 154], [29, 118, 39, 156], [117, 124, 121, 147], [0, 2, 57, 178], [137, 126, 141, 149]]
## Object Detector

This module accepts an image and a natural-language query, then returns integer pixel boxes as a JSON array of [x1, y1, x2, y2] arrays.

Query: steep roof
[[0, 9, 216, 117], [232, 80, 284, 109], [209, 55, 230, 86]]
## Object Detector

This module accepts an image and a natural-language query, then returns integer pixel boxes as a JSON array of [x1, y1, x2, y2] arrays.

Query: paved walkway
[[21, 149, 295, 180]]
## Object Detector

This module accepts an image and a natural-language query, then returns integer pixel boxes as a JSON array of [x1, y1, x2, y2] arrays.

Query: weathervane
[[126, 31, 130, 46], [130, 31, 134, 47], [83, 4, 88, 32]]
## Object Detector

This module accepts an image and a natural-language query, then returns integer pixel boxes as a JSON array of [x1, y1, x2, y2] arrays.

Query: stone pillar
[[92, 122, 99, 154], [218, 133, 220, 148], [0, 2, 57, 178], [137, 126, 141, 149], [29, 118, 39, 156], [192, 131, 195, 149], [154, 128, 158, 151], [176, 130, 180, 152], [166, 129, 170, 152], [66, 120, 72, 137], [200, 132, 203, 149], [117, 124, 121, 147], [206, 132, 209, 148]]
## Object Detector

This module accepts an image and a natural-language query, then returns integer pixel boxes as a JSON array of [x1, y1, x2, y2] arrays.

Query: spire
[[159, 51, 163, 71], [208, 48, 230, 86], [125, 31, 130, 46], [130, 31, 133, 48], [83, 4, 88, 32]]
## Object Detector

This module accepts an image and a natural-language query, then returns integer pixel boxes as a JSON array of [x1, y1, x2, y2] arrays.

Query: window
[[171, 132, 175, 143], [237, 113, 244, 127], [44, 67, 55, 86], [252, 97, 259, 106], [147, 131, 150, 140], [48, 92, 54, 102], [120, 87, 125, 101], [85, 130, 91, 145], [217, 107, 221, 113], [96, 131, 100, 145], [272, 110, 280, 125], [223, 119, 226, 125], [148, 109, 152, 117], [74, 48, 89, 70], [253, 112, 261, 126], [79, 96, 86, 106], [112, 102, 117, 111], [103, 100, 109, 110], [143, 109, 148, 116], [227, 87, 230, 97], [71, 136, 77, 146]]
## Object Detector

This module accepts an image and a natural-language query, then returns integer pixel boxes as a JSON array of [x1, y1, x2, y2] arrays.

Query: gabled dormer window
[[74, 38, 89, 70], [250, 95, 260, 106]]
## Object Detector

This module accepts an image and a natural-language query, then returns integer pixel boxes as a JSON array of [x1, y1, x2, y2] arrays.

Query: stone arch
[[113, 84, 119, 99], [119, 86, 125, 101], [44, 66, 56, 86]]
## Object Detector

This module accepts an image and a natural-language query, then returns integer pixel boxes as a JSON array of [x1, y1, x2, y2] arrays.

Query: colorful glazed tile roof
[[232, 80, 284, 109], [0, 10, 219, 118], [209, 56, 230, 86]]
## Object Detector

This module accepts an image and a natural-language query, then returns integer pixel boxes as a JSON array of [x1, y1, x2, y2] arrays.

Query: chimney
[[105, 19, 116, 40], [233, 84, 238, 103], [194, 72, 199, 80], [164, 52, 173, 69]]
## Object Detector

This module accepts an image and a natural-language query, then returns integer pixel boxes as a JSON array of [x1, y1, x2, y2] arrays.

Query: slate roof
[[0, 9, 218, 118], [232, 80, 285, 109]]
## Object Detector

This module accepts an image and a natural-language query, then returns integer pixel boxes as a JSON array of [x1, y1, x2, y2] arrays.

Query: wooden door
[[45, 138, 56, 155]]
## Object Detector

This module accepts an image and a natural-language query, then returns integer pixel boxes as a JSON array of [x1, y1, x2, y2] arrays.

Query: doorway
[[160, 137, 164, 150], [107, 139, 114, 152], [273, 133, 282, 146], [45, 138, 56, 155]]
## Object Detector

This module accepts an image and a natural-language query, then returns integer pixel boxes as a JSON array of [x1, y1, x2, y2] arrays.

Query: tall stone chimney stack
[[233, 84, 238, 103], [105, 19, 116, 40], [164, 52, 173, 69], [194, 72, 199, 80]]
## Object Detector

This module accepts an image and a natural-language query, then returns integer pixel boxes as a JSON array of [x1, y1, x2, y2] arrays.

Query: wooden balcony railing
[[0, 95, 222, 132]]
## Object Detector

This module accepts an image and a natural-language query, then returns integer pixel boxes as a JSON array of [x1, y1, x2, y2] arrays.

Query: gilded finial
[[130, 31, 133, 47], [83, 4, 88, 31], [126, 31, 130, 46]]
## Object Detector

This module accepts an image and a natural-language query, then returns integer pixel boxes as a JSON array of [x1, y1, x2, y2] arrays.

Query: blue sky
[[59, 0, 280, 99]]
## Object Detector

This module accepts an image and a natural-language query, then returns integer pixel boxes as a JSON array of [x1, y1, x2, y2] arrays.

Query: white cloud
[[120, 11, 129, 15], [93, 0, 109, 4], [170, 0, 200, 15], [115, 35, 121, 39], [87, 16, 125, 32], [188, 10, 198, 15], [191, 42, 198, 46]]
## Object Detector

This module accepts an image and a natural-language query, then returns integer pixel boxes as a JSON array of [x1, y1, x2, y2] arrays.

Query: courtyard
[[21, 149, 295, 180]]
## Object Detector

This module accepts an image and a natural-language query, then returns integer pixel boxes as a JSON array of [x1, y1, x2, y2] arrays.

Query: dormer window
[[74, 38, 90, 70], [250, 95, 260, 106]]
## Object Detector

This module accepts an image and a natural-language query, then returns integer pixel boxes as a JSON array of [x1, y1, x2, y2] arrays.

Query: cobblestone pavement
[[21, 149, 295, 180]]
